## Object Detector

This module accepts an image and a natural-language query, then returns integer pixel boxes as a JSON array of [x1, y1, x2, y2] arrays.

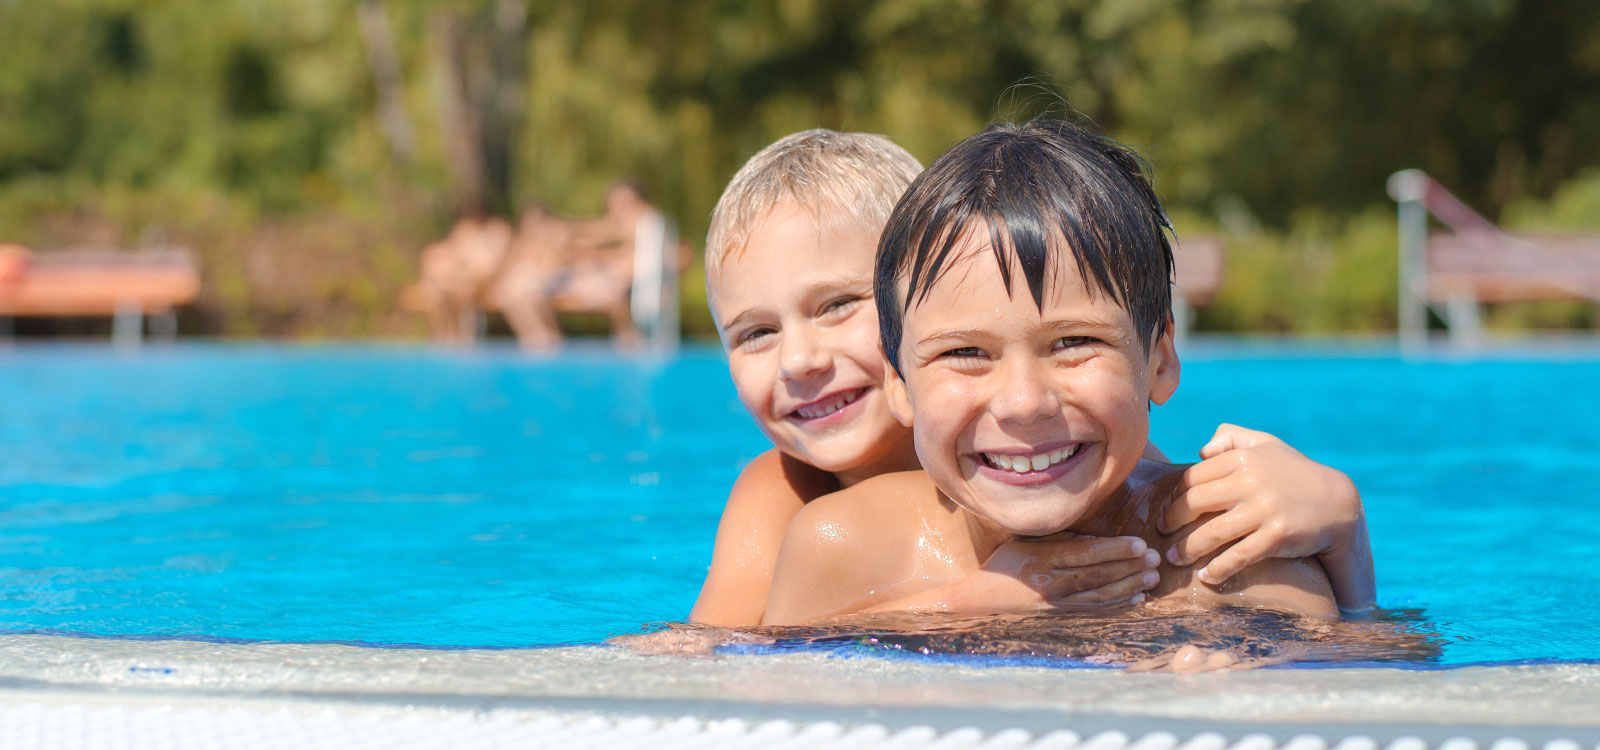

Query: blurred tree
[[0, 0, 1596, 336], [356, 0, 417, 163]]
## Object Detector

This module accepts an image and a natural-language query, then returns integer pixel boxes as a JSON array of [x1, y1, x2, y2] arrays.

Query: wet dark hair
[[875, 117, 1174, 376]]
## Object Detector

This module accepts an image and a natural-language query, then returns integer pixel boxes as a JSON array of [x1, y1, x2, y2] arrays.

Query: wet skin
[[764, 236, 1337, 626], [709, 201, 918, 487]]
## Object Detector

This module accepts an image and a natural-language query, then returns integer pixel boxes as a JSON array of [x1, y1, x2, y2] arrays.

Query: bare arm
[[689, 449, 837, 626], [1317, 512, 1375, 611]]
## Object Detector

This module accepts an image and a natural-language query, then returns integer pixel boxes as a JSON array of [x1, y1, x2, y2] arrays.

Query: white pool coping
[[2, 635, 1597, 749]]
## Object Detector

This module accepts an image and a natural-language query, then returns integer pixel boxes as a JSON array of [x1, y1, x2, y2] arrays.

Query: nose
[[988, 357, 1058, 425], [778, 327, 831, 383]]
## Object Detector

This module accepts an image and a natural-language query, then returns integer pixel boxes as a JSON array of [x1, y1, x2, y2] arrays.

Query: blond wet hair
[[705, 129, 922, 279]]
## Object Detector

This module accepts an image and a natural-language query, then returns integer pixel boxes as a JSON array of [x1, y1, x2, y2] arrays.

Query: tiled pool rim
[[7, 692, 1600, 750], [3, 635, 1598, 749]]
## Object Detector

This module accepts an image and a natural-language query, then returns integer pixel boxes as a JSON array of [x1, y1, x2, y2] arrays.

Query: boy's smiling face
[[710, 201, 914, 485], [884, 231, 1180, 537]]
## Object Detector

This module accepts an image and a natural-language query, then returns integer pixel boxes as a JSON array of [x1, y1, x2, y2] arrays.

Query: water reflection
[[627, 606, 1443, 668]]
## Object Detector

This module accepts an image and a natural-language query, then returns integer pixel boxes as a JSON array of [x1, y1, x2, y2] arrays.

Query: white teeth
[[795, 389, 860, 420], [983, 444, 1081, 474]]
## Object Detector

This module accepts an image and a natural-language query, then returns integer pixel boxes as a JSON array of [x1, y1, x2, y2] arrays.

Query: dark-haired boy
[[763, 120, 1342, 651]]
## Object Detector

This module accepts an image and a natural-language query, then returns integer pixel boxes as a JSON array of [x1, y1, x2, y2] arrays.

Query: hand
[[1127, 645, 1271, 673], [1159, 424, 1363, 586], [963, 534, 1161, 611]]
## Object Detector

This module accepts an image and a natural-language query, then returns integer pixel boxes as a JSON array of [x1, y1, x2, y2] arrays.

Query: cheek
[[726, 354, 776, 413], [907, 375, 975, 457], [838, 315, 887, 379], [1074, 363, 1151, 441]]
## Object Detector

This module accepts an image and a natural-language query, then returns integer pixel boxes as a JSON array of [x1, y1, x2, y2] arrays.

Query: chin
[[811, 451, 876, 475], [792, 444, 862, 474], [985, 502, 1090, 538], [1004, 520, 1072, 538]]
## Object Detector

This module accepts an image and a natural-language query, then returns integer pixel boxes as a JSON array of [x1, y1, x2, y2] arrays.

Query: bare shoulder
[[1218, 557, 1339, 619], [714, 448, 843, 543], [729, 448, 839, 506], [714, 448, 822, 553], [688, 449, 836, 626], [783, 470, 933, 560], [1155, 553, 1338, 620], [763, 470, 938, 625], [818, 469, 937, 513]]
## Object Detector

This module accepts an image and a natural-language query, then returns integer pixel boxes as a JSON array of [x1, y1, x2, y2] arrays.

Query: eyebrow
[[1044, 317, 1123, 331], [805, 274, 873, 293], [915, 328, 988, 346], [720, 275, 872, 333], [913, 318, 1124, 346], [719, 308, 761, 333]]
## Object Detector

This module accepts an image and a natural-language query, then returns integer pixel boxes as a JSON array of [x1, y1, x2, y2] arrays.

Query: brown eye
[[738, 327, 775, 346], [820, 296, 860, 317], [1052, 336, 1099, 351]]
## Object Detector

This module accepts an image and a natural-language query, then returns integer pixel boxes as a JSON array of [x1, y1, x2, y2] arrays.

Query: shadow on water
[[624, 606, 1444, 668]]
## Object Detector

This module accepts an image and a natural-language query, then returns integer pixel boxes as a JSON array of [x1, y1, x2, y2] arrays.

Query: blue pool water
[[2, 340, 1597, 666]]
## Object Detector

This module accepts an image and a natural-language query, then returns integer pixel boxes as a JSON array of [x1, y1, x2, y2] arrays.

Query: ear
[[883, 359, 914, 427], [1146, 314, 1181, 406]]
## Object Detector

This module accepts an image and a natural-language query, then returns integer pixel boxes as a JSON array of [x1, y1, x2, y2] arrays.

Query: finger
[[1045, 554, 1158, 598], [1168, 645, 1210, 672], [1051, 566, 1160, 605], [1199, 423, 1275, 459], [1040, 535, 1148, 568], [1198, 424, 1242, 459], [1166, 510, 1258, 566], [1173, 452, 1243, 491], [1202, 650, 1239, 671], [1194, 531, 1279, 586], [1160, 469, 1242, 533]]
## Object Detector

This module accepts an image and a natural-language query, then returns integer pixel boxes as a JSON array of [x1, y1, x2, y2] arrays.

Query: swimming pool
[[2, 340, 1598, 667]]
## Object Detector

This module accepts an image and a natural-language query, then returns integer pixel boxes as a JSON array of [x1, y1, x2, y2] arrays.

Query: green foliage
[[1197, 209, 1399, 334], [1503, 170, 1600, 231], [0, 0, 1597, 338]]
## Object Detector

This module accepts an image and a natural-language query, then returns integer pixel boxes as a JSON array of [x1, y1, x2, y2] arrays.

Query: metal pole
[[660, 222, 679, 355], [631, 211, 676, 353], [1171, 295, 1191, 352], [1388, 170, 1429, 353], [112, 300, 143, 349]]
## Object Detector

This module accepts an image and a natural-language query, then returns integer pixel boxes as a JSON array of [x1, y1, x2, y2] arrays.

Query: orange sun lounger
[[0, 246, 201, 344]]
